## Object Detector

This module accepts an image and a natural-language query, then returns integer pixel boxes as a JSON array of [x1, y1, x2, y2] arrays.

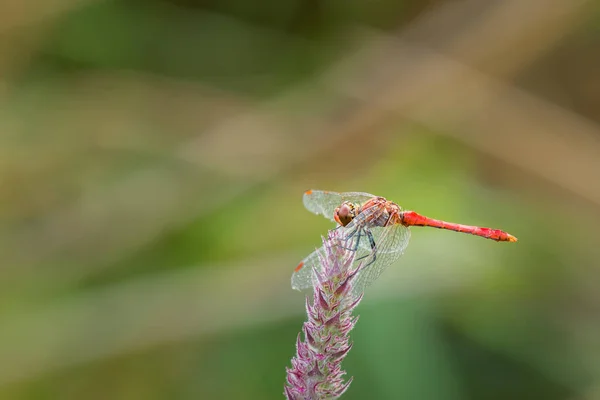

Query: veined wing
[[350, 223, 411, 296], [291, 222, 410, 293], [303, 190, 376, 223], [291, 224, 365, 292], [291, 245, 326, 291]]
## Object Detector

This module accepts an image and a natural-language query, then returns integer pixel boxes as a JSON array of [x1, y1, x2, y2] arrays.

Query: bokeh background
[[1, 0, 600, 399]]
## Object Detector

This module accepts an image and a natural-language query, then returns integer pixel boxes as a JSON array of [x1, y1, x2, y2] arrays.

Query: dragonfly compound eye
[[335, 202, 356, 227]]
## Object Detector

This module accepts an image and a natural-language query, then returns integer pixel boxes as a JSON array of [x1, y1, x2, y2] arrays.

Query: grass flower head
[[284, 228, 364, 399]]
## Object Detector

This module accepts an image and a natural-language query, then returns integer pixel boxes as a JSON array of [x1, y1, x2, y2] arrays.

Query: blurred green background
[[1, 0, 600, 399]]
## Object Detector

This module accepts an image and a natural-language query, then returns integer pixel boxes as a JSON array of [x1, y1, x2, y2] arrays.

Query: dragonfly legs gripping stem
[[338, 226, 378, 265], [354, 228, 377, 267], [331, 225, 378, 269], [333, 225, 362, 252]]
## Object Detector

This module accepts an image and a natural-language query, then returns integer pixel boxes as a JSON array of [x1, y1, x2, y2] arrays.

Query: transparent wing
[[291, 245, 326, 291], [350, 223, 411, 296], [291, 223, 365, 292], [302, 190, 376, 222], [291, 223, 411, 294]]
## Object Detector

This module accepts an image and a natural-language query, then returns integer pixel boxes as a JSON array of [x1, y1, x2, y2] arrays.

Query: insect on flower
[[292, 190, 517, 295]]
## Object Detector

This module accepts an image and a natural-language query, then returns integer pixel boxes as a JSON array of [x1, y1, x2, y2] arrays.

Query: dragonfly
[[292, 190, 517, 295]]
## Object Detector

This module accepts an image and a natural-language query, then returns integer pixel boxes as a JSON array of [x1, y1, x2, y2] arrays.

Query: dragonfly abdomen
[[399, 210, 517, 242]]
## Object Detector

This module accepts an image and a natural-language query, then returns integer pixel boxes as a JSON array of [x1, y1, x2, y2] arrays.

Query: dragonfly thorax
[[358, 197, 402, 228]]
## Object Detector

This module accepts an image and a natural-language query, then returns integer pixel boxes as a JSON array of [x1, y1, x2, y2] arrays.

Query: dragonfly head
[[334, 201, 357, 227]]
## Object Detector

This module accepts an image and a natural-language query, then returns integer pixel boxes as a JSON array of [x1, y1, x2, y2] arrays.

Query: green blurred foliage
[[1, 0, 600, 399]]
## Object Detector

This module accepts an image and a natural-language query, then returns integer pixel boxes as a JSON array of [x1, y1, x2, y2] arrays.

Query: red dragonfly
[[292, 190, 517, 294]]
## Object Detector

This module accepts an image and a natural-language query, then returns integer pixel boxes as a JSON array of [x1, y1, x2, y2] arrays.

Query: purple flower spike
[[284, 229, 364, 399]]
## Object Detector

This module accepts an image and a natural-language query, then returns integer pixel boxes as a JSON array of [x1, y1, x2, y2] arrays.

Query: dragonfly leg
[[357, 217, 392, 267], [351, 231, 362, 252], [354, 228, 377, 266], [336, 228, 362, 252], [344, 227, 359, 239]]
